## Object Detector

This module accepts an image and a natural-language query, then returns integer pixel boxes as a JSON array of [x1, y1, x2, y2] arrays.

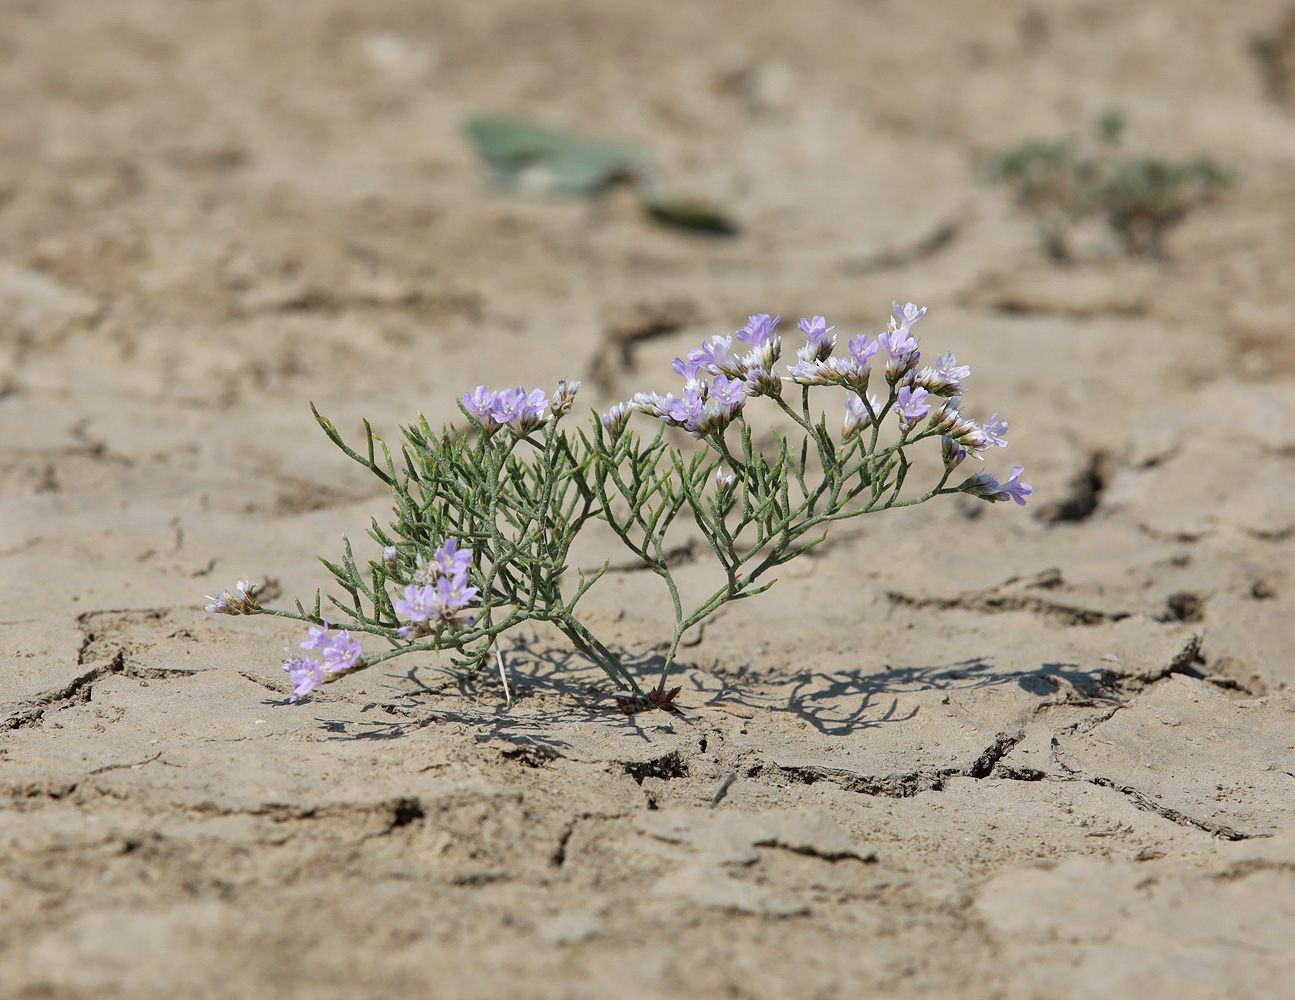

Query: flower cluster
[[621, 314, 795, 437], [204, 579, 260, 615], [461, 384, 558, 435], [283, 623, 363, 701], [611, 299, 1030, 506], [393, 537, 478, 638]]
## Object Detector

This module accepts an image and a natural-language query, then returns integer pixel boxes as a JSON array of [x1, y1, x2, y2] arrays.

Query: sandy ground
[[4, 1, 1295, 997]]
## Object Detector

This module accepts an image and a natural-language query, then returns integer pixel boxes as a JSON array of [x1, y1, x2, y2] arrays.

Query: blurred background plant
[[1251, 3, 1295, 108], [983, 111, 1232, 260], [464, 114, 739, 236]]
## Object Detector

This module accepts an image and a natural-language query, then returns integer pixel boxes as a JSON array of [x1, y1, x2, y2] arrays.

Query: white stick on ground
[[496, 646, 512, 708]]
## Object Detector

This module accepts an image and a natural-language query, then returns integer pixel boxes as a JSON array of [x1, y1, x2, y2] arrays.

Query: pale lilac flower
[[936, 351, 969, 384], [710, 374, 747, 416], [997, 467, 1031, 505], [320, 629, 362, 673], [715, 468, 736, 492], [848, 334, 878, 368], [941, 436, 967, 469], [461, 385, 500, 431], [736, 314, 781, 350], [299, 621, 332, 651], [671, 353, 707, 382], [434, 572, 479, 616], [696, 335, 740, 374], [394, 583, 437, 623], [972, 412, 1009, 451], [550, 379, 580, 418], [495, 387, 548, 434], [433, 538, 472, 579], [383, 545, 398, 572], [666, 386, 706, 427], [795, 316, 836, 363], [877, 325, 918, 361], [892, 300, 928, 333], [283, 657, 325, 702], [843, 392, 880, 435], [961, 466, 1032, 506], [601, 402, 632, 431], [894, 385, 930, 425]]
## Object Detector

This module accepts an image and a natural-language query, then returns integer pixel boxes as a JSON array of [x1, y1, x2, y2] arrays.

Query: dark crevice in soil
[[551, 821, 576, 868], [1037, 452, 1108, 524], [623, 750, 688, 785], [1156, 591, 1205, 623], [1087, 777, 1256, 841], [501, 745, 563, 768], [385, 797, 426, 831], [770, 731, 1024, 799], [887, 586, 1126, 627], [3, 649, 124, 730], [968, 732, 1026, 778]]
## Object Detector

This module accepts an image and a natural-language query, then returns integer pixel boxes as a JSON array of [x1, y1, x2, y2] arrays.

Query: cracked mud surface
[[4, 2, 1295, 998]]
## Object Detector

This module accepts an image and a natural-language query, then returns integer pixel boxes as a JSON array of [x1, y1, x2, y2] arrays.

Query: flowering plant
[[206, 301, 1030, 711]]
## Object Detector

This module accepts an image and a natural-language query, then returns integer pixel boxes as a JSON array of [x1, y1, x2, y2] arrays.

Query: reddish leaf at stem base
[[616, 686, 682, 715]]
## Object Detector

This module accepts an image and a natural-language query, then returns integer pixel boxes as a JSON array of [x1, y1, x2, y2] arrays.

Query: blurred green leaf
[[641, 195, 740, 236], [464, 115, 648, 194]]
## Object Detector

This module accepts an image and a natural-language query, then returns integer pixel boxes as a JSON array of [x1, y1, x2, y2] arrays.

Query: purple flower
[[877, 326, 918, 360], [283, 657, 325, 702], [961, 466, 1032, 506], [433, 538, 472, 579], [461, 385, 501, 431], [710, 374, 747, 415], [697, 335, 739, 374], [494, 386, 549, 434], [974, 412, 1009, 450], [848, 334, 878, 368], [299, 621, 331, 651], [394, 583, 437, 623], [715, 468, 736, 492], [892, 300, 928, 333], [671, 353, 707, 382], [936, 351, 969, 384], [997, 466, 1031, 505], [435, 572, 478, 615], [894, 385, 930, 425], [320, 629, 362, 674], [666, 386, 707, 428], [736, 314, 781, 349], [795, 315, 836, 362]]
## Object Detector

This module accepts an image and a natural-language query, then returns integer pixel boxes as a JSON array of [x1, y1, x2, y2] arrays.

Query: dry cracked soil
[[4, 2, 1295, 998]]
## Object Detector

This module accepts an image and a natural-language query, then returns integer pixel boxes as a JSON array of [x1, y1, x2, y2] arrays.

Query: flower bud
[[550, 379, 580, 418]]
